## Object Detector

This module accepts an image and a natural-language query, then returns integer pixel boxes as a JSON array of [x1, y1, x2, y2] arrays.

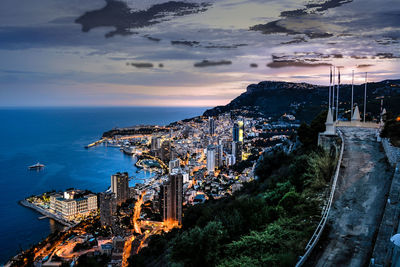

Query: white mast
[[351, 70, 354, 119], [329, 66, 332, 109], [336, 67, 340, 121], [332, 66, 336, 120], [364, 72, 367, 122], [364, 72, 368, 122]]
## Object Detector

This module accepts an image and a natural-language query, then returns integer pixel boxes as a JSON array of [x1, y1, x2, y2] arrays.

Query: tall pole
[[364, 72, 367, 122], [329, 66, 332, 109], [351, 70, 354, 119], [332, 66, 336, 120], [336, 68, 340, 121]]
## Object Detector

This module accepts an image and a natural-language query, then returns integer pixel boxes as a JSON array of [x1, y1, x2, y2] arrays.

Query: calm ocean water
[[0, 106, 207, 264]]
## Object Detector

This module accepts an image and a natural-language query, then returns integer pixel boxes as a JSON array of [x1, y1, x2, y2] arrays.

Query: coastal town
[[11, 110, 299, 267]]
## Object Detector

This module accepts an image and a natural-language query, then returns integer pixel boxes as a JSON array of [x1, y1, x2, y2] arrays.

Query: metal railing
[[295, 129, 345, 267], [335, 121, 381, 129]]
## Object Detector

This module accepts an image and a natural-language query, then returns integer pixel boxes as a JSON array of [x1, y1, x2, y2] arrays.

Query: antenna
[[351, 70, 354, 119], [364, 72, 367, 122]]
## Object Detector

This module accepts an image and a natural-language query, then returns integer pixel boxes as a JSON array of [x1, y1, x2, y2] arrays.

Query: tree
[[170, 221, 226, 267], [297, 110, 327, 148]]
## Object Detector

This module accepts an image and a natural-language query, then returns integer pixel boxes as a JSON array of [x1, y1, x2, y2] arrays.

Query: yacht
[[28, 162, 45, 170]]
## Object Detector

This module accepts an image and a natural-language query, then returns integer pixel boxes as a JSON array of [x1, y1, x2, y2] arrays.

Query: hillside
[[204, 79, 400, 122], [128, 112, 339, 267]]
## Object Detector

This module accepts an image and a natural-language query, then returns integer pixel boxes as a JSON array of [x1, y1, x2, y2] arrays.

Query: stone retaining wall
[[382, 138, 400, 167]]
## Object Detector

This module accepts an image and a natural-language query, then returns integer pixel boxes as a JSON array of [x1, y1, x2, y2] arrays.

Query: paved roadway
[[310, 127, 393, 267]]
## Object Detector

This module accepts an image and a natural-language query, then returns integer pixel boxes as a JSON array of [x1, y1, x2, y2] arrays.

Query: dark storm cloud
[[267, 52, 336, 68], [351, 55, 368, 59], [171, 40, 200, 47], [203, 44, 247, 49], [375, 38, 399, 45], [250, 0, 353, 40], [250, 18, 334, 39], [128, 62, 154, 68], [144, 35, 161, 42], [250, 20, 296, 35], [304, 0, 353, 13], [375, 53, 400, 59], [170, 40, 247, 49], [267, 60, 331, 68], [278, 0, 353, 17], [280, 37, 307, 45], [194, 60, 232, 67], [332, 54, 343, 58], [357, 64, 373, 68], [75, 0, 211, 38]]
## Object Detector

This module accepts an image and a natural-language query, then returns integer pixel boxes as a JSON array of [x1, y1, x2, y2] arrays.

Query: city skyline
[[0, 0, 399, 107]]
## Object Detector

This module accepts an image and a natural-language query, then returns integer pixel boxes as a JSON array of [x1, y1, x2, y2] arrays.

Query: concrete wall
[[382, 138, 400, 167]]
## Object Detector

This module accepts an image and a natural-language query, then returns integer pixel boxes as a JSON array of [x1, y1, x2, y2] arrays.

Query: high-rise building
[[206, 145, 216, 174], [232, 141, 243, 162], [151, 136, 161, 152], [216, 143, 224, 167], [226, 154, 236, 166], [99, 192, 116, 227], [209, 117, 215, 136], [111, 172, 129, 205], [232, 121, 244, 142], [160, 140, 172, 162], [169, 158, 180, 173], [160, 174, 183, 224]]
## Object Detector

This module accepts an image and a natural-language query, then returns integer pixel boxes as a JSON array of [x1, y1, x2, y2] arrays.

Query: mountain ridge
[[204, 79, 400, 122]]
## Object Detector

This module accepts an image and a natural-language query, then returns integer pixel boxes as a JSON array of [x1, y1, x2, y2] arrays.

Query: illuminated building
[[206, 145, 216, 174], [216, 143, 224, 167], [233, 121, 244, 142], [160, 140, 172, 162], [160, 174, 183, 224], [226, 154, 236, 166], [209, 117, 215, 136], [169, 158, 180, 172], [99, 192, 116, 227], [232, 141, 243, 162], [111, 172, 129, 205], [151, 136, 161, 152], [49, 190, 97, 220]]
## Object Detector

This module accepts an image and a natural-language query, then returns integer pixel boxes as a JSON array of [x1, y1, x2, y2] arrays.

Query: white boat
[[122, 146, 136, 155], [28, 162, 45, 170]]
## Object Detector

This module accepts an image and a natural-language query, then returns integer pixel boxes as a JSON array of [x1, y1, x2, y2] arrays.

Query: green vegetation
[[381, 119, 400, 147], [297, 110, 327, 149], [129, 112, 338, 267]]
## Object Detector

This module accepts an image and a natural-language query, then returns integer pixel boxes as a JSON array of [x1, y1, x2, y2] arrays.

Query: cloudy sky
[[0, 0, 399, 106]]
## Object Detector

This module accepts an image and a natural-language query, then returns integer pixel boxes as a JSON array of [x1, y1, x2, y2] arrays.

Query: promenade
[[19, 200, 75, 227], [308, 127, 392, 267]]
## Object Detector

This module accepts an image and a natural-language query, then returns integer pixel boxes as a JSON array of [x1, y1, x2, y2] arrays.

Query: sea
[[0, 106, 208, 264]]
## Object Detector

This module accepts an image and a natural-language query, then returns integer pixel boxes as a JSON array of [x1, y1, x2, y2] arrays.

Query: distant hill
[[204, 79, 400, 122]]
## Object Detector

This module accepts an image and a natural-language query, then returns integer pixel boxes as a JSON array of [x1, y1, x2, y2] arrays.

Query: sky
[[0, 0, 399, 107]]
